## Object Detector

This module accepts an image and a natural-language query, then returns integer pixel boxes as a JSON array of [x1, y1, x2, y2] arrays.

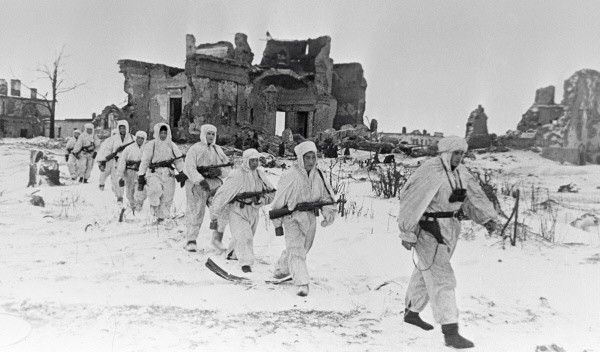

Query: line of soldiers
[[64, 121, 336, 298], [63, 121, 499, 348]]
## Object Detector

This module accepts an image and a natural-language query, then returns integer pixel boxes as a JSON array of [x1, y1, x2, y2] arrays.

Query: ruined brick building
[[118, 33, 367, 141], [0, 79, 50, 138]]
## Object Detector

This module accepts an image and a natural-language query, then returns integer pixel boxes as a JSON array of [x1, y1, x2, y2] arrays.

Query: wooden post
[[512, 189, 520, 246]]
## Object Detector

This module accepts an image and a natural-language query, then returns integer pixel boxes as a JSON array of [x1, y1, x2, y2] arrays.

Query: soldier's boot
[[404, 309, 434, 331], [442, 323, 474, 349], [296, 285, 309, 297]]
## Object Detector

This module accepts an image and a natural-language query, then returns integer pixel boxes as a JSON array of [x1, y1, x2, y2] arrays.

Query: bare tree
[[34, 46, 85, 138]]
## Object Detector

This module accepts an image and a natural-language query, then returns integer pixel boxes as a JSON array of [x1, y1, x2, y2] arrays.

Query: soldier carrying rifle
[[270, 141, 337, 297], [96, 120, 135, 205], [72, 123, 101, 184], [137, 123, 185, 224], [183, 124, 232, 252], [209, 148, 275, 273], [115, 131, 148, 215]]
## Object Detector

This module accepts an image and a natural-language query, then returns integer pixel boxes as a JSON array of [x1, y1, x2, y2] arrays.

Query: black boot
[[404, 309, 434, 331], [442, 323, 474, 349], [241, 265, 252, 273], [79, 177, 84, 183], [83, 178, 89, 184]]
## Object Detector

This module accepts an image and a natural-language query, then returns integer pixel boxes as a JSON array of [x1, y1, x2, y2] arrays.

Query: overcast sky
[[2, 0, 600, 136]]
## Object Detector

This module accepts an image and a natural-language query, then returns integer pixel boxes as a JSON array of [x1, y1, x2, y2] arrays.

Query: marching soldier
[[65, 129, 81, 180], [137, 123, 185, 224], [183, 124, 232, 252], [116, 131, 147, 213], [72, 123, 101, 183], [97, 120, 134, 206], [209, 148, 275, 273]]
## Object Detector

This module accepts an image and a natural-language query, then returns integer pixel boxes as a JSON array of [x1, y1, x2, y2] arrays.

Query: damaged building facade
[[118, 33, 367, 141], [0, 79, 50, 138], [514, 69, 600, 165]]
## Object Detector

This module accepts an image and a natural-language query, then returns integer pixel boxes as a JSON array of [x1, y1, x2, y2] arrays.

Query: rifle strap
[[317, 169, 334, 200]]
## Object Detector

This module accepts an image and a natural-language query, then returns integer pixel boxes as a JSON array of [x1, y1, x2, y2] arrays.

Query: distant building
[[53, 118, 93, 138], [380, 128, 443, 147], [0, 79, 50, 138]]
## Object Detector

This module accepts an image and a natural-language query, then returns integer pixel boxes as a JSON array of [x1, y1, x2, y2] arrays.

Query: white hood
[[294, 141, 317, 169], [200, 124, 217, 146]]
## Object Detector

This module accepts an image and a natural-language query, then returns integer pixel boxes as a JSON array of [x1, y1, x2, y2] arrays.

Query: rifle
[[230, 189, 276, 208], [149, 155, 185, 172], [196, 162, 234, 178], [269, 199, 346, 220], [105, 141, 135, 162]]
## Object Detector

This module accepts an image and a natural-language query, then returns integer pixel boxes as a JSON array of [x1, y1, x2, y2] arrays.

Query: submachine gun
[[269, 199, 347, 220]]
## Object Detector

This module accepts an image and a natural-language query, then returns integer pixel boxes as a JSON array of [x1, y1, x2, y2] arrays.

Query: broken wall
[[118, 60, 188, 139], [332, 63, 367, 129]]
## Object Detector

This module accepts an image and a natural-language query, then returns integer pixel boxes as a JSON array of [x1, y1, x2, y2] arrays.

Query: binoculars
[[449, 188, 467, 203]]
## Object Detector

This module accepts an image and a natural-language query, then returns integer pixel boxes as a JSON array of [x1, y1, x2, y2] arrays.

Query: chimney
[[30, 88, 38, 99], [402, 126, 407, 134], [10, 79, 21, 97], [423, 129, 427, 135], [0, 79, 7, 96]]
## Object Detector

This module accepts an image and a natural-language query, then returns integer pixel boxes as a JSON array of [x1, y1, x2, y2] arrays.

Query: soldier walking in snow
[[72, 123, 101, 183], [65, 129, 81, 180], [397, 136, 498, 349], [209, 148, 275, 273], [271, 141, 337, 297], [97, 120, 135, 206], [116, 131, 147, 213], [183, 124, 232, 252], [137, 123, 185, 224]]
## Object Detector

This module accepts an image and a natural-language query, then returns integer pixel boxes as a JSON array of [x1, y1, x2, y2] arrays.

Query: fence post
[[512, 189, 520, 246]]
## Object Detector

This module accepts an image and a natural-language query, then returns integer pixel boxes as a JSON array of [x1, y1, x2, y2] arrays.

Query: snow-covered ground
[[0, 138, 599, 351]]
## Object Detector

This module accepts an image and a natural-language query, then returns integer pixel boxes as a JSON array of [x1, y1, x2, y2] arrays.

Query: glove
[[209, 219, 218, 230], [99, 161, 106, 172], [174, 172, 188, 187], [320, 211, 334, 227], [118, 179, 125, 187], [199, 179, 211, 192], [484, 220, 497, 234], [402, 240, 416, 251], [275, 227, 284, 237], [92, 151, 98, 159], [137, 175, 146, 191], [65, 154, 69, 162], [207, 168, 222, 178]]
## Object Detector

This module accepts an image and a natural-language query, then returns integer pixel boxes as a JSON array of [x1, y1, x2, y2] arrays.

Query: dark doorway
[[20, 129, 28, 137], [170, 98, 182, 128], [297, 111, 309, 138], [170, 98, 182, 140]]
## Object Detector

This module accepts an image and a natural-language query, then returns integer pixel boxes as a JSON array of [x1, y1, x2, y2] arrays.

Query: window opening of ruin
[[170, 98, 183, 128], [275, 111, 286, 136], [220, 105, 232, 126], [250, 108, 255, 124]]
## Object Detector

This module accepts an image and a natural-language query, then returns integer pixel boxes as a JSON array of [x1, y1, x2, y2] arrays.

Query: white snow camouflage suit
[[72, 123, 101, 180], [397, 136, 497, 325], [271, 141, 336, 286], [138, 123, 184, 220], [184, 124, 232, 242], [209, 148, 275, 267], [65, 130, 80, 179], [116, 131, 147, 211], [97, 120, 135, 199]]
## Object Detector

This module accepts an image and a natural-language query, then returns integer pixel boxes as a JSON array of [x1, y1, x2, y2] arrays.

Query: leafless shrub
[[370, 163, 413, 199]]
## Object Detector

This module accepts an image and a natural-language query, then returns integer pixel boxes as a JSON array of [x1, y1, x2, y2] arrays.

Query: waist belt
[[422, 209, 465, 221]]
